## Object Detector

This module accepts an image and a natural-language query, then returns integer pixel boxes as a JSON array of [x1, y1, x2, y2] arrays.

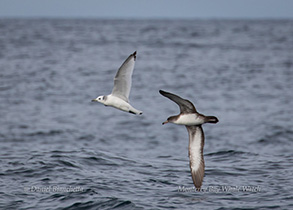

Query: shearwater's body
[[172, 113, 206, 126], [159, 90, 218, 190], [92, 51, 142, 115]]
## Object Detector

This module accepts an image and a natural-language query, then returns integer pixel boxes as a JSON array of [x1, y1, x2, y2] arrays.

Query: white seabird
[[159, 90, 218, 190], [92, 51, 142, 115]]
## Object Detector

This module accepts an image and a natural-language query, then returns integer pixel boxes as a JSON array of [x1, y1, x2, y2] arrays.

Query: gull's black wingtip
[[132, 51, 137, 60]]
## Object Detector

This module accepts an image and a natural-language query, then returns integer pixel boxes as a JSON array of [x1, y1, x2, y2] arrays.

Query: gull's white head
[[92, 95, 106, 104]]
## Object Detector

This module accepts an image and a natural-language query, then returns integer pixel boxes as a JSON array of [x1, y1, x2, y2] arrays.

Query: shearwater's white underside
[[188, 127, 203, 173], [174, 114, 205, 126]]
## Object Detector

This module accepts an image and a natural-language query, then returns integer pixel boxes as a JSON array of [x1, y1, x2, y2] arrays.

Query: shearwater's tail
[[205, 116, 219, 124]]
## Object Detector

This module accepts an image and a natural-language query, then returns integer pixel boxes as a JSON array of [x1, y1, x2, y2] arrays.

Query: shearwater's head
[[162, 116, 177, 125], [92, 95, 106, 104]]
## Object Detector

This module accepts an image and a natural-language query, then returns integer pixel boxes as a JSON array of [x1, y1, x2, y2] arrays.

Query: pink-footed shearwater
[[92, 51, 142, 115], [159, 90, 218, 190]]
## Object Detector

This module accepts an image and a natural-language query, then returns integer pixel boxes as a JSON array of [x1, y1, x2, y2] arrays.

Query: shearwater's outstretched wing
[[186, 125, 205, 191], [159, 90, 197, 114], [111, 51, 136, 102]]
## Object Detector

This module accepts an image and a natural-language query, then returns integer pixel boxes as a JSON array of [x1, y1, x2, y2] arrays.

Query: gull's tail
[[129, 107, 143, 115]]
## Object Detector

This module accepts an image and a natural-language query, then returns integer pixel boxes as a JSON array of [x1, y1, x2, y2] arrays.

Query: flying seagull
[[92, 51, 142, 115], [159, 90, 218, 190]]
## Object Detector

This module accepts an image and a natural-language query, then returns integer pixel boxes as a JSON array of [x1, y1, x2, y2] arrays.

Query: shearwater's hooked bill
[[159, 90, 218, 190], [92, 51, 142, 115]]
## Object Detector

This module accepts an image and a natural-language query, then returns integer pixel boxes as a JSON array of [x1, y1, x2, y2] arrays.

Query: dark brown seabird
[[159, 90, 218, 191]]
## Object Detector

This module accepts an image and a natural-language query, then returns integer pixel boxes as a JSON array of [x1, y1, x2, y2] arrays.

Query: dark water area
[[0, 19, 293, 209]]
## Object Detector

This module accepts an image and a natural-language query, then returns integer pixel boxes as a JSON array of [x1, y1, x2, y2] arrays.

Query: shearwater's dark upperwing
[[159, 90, 197, 114], [186, 125, 205, 190]]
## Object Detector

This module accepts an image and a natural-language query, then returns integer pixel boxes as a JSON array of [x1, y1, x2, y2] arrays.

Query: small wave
[[206, 169, 244, 177], [148, 178, 173, 185], [258, 129, 293, 144], [78, 134, 95, 141], [3, 167, 35, 176], [81, 156, 119, 167], [0, 86, 12, 91], [57, 160, 80, 169], [60, 201, 96, 210], [206, 150, 247, 156], [27, 130, 64, 137], [60, 198, 135, 210], [157, 155, 172, 159], [112, 200, 133, 209]]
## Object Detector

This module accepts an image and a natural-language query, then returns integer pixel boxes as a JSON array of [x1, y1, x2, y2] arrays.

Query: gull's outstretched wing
[[111, 51, 136, 102], [159, 90, 197, 114], [186, 125, 205, 191]]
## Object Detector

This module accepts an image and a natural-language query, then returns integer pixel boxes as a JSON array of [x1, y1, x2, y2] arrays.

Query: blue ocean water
[[0, 19, 293, 209]]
